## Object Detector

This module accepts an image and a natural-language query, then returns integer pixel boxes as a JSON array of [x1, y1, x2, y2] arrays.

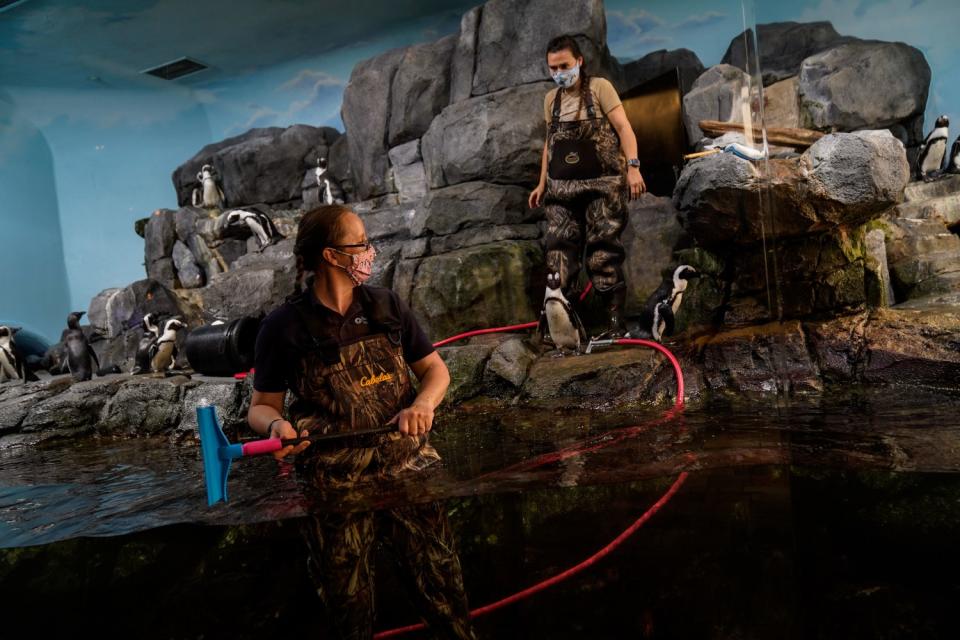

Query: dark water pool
[[2, 388, 959, 638]]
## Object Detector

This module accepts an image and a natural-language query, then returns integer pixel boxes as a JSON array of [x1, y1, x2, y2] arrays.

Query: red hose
[[373, 320, 688, 638]]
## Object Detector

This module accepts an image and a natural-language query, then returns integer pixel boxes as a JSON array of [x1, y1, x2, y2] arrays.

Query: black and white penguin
[[0, 326, 38, 382], [132, 312, 162, 375], [225, 209, 282, 249], [916, 115, 950, 181], [315, 157, 345, 205], [64, 311, 100, 382], [537, 272, 587, 356], [192, 163, 226, 209], [150, 318, 187, 374], [947, 135, 960, 174], [625, 265, 700, 342]]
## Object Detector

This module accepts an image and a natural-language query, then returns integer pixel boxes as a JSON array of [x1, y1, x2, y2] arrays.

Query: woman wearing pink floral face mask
[[247, 205, 474, 639]]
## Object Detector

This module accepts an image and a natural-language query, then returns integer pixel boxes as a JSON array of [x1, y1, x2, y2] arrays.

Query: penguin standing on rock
[[625, 265, 700, 342], [0, 326, 38, 382], [150, 318, 187, 374], [947, 135, 960, 174], [537, 272, 587, 356], [192, 164, 226, 209], [132, 312, 161, 375], [64, 311, 100, 382], [225, 209, 282, 249], [916, 115, 950, 181]]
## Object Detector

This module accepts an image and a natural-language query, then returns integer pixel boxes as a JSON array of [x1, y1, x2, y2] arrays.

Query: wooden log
[[699, 120, 825, 150]]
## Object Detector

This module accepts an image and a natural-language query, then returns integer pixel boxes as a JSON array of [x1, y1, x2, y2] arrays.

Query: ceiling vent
[[142, 57, 208, 81]]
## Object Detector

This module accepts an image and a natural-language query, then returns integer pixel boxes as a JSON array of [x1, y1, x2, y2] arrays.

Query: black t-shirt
[[253, 285, 435, 393]]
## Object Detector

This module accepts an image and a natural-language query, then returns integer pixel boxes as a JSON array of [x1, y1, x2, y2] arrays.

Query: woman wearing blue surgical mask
[[529, 35, 646, 338]]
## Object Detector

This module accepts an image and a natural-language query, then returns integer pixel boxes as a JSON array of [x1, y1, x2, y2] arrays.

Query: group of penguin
[[915, 115, 960, 182], [0, 312, 187, 385], [538, 265, 699, 355]]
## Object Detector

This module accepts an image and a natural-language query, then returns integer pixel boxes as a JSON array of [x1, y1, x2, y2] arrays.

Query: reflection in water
[[1, 388, 960, 637]]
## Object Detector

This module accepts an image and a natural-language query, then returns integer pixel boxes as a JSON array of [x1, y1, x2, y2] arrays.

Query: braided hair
[[289, 204, 353, 300], [545, 35, 591, 119]]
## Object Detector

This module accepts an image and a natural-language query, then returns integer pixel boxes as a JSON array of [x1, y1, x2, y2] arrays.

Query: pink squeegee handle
[[239, 426, 396, 457]]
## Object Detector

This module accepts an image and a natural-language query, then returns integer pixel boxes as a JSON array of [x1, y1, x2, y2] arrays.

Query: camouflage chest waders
[[543, 85, 628, 303], [287, 289, 476, 640]]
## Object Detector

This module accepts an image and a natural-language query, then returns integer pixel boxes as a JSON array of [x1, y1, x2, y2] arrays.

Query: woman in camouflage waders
[[248, 205, 477, 640], [529, 35, 647, 337]]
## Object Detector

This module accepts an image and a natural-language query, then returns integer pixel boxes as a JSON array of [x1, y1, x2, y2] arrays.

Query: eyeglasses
[[330, 241, 374, 251]]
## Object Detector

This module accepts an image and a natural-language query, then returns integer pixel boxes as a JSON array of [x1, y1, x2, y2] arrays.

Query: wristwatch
[[627, 158, 641, 168]]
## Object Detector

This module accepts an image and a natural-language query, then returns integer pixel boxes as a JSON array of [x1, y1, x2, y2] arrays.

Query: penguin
[[947, 135, 960, 174], [192, 163, 226, 208], [225, 209, 282, 249], [915, 115, 950, 181], [132, 312, 162, 375], [63, 311, 100, 382], [315, 157, 344, 205], [625, 265, 700, 342], [0, 326, 38, 382], [537, 272, 587, 356], [150, 318, 187, 374]]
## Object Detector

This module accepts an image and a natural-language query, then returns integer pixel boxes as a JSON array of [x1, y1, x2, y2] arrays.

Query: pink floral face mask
[[330, 244, 376, 286]]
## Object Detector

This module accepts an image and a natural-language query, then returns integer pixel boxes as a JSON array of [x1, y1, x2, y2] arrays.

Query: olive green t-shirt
[[543, 76, 623, 123]]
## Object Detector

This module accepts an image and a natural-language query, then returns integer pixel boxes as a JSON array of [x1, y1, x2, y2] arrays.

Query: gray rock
[[722, 22, 854, 86], [172, 240, 204, 289], [99, 377, 186, 435], [401, 238, 430, 259], [341, 47, 406, 200], [449, 5, 481, 104], [92, 279, 190, 339], [621, 194, 686, 314], [231, 237, 295, 271], [438, 341, 497, 404], [174, 206, 201, 242], [327, 134, 354, 202], [388, 139, 423, 168], [214, 238, 250, 268], [172, 125, 341, 207], [801, 130, 909, 225], [411, 181, 533, 237], [405, 240, 543, 339], [393, 162, 428, 203], [470, 0, 621, 96], [388, 35, 456, 148], [144, 209, 177, 260], [521, 348, 664, 405], [423, 83, 551, 188], [882, 216, 960, 301], [0, 377, 72, 432], [357, 205, 416, 243], [200, 265, 295, 322], [485, 336, 538, 388], [682, 65, 750, 144], [674, 131, 908, 246], [147, 257, 176, 289], [798, 41, 930, 142], [188, 234, 223, 282], [20, 375, 128, 434], [87, 288, 123, 336], [621, 48, 704, 94], [430, 224, 541, 254], [865, 228, 895, 307]]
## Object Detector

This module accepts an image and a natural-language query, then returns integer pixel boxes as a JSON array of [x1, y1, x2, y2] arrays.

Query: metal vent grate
[[142, 57, 208, 81]]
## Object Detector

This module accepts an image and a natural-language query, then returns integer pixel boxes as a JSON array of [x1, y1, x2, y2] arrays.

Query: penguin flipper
[[89, 344, 101, 371], [536, 309, 548, 343]]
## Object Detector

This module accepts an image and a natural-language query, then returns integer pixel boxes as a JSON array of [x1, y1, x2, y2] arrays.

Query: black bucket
[[185, 316, 261, 377]]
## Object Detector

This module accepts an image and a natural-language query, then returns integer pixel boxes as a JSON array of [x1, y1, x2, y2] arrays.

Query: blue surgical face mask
[[551, 63, 580, 89]]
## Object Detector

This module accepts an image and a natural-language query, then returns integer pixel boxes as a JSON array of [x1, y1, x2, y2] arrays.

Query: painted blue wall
[[0, 96, 70, 342]]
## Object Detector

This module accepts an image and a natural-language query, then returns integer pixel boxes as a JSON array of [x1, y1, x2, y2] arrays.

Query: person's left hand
[[389, 399, 435, 436], [627, 167, 647, 200]]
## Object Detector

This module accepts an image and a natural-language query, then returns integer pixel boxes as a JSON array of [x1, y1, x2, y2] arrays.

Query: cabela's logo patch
[[360, 372, 394, 387], [564, 152, 580, 164]]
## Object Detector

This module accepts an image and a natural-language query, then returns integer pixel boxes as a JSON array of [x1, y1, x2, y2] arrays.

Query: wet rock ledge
[[2, 299, 957, 449]]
